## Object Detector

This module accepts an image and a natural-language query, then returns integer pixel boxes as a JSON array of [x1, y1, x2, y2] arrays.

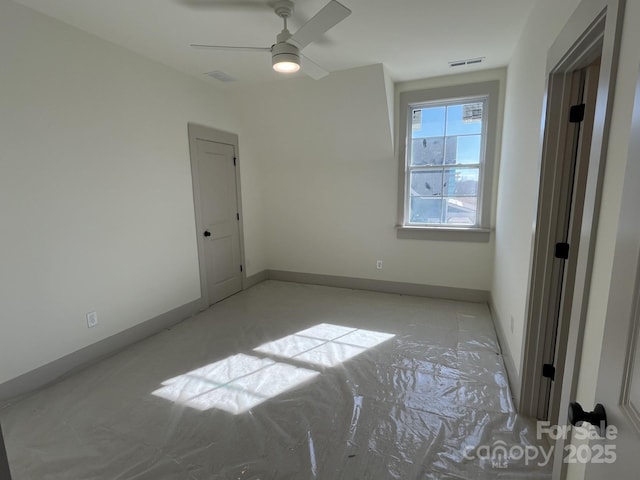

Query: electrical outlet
[[376, 259, 383, 270], [87, 311, 98, 328], [510, 315, 514, 334]]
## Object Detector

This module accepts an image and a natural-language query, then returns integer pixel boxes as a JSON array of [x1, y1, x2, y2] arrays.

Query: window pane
[[410, 197, 443, 224], [455, 135, 482, 165], [444, 167, 479, 196], [446, 104, 483, 136], [410, 171, 443, 197], [411, 137, 444, 166], [412, 106, 445, 138], [445, 197, 477, 225], [445, 136, 457, 165]]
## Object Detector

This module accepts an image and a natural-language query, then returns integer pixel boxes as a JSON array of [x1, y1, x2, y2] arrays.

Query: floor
[[0, 281, 551, 479]]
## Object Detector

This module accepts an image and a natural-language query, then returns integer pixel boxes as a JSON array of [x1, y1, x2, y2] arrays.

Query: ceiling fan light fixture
[[271, 42, 300, 73], [273, 59, 300, 73]]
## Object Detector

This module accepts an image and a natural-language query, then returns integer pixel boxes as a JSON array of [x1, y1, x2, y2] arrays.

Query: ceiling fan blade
[[290, 0, 351, 50], [190, 44, 271, 52], [300, 54, 329, 80]]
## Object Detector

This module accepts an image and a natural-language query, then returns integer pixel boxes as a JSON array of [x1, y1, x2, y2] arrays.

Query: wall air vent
[[205, 70, 236, 82], [449, 57, 486, 68]]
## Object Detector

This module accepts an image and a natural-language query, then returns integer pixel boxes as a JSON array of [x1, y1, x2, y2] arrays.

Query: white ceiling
[[13, 0, 535, 85]]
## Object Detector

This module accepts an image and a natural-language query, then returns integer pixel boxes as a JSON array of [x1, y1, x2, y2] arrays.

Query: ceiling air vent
[[205, 70, 236, 82], [449, 57, 486, 68]]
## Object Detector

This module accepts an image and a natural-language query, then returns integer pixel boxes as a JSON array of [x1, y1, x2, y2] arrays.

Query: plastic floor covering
[[0, 281, 552, 479]]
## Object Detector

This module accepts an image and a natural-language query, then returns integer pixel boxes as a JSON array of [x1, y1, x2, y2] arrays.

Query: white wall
[[491, 0, 582, 380], [233, 64, 497, 291], [0, 0, 263, 384]]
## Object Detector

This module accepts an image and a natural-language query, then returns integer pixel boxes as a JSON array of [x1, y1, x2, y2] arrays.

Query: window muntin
[[405, 97, 488, 227]]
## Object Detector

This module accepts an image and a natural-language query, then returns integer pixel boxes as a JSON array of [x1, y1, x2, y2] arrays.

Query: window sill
[[396, 225, 492, 242]]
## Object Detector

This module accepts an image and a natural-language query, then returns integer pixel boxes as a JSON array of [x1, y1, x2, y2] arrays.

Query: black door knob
[[568, 402, 607, 430], [203, 230, 211, 237]]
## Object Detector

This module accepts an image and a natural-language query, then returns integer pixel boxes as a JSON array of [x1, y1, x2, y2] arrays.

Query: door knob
[[203, 230, 211, 237], [568, 401, 607, 429]]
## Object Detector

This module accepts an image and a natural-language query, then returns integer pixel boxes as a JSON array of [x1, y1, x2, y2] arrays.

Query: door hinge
[[236, 213, 240, 221], [555, 242, 570, 259], [240, 264, 243, 272], [569, 103, 585, 123], [542, 363, 556, 381], [233, 157, 237, 166]]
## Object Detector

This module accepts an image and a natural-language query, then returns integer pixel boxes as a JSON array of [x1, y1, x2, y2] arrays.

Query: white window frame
[[396, 81, 499, 242]]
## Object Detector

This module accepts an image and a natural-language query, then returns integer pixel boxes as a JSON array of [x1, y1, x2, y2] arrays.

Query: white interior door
[[194, 137, 242, 305], [583, 70, 640, 478]]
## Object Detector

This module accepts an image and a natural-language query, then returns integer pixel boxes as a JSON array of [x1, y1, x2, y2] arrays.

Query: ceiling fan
[[190, 0, 352, 79]]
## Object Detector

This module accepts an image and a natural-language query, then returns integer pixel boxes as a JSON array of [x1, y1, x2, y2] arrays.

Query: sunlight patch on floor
[[152, 324, 394, 413], [254, 323, 396, 367]]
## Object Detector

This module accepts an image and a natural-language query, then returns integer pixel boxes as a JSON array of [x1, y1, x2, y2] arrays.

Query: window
[[397, 81, 499, 241]]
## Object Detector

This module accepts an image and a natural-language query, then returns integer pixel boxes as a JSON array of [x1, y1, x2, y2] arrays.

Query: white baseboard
[[267, 269, 490, 303], [488, 295, 521, 406], [0, 299, 202, 405], [244, 270, 269, 289]]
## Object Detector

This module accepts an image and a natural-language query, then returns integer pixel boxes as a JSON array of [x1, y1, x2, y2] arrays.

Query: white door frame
[[519, 0, 624, 427], [188, 123, 246, 309]]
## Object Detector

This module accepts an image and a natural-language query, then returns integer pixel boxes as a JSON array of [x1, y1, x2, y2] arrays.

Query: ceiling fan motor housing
[[271, 41, 300, 69]]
